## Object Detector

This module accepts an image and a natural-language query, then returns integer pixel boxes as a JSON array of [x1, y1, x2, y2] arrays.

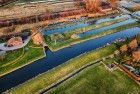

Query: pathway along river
[[0, 16, 140, 93]]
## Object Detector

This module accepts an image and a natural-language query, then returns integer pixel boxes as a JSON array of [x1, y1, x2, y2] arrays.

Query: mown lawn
[[7, 43, 117, 94], [7, 39, 132, 94], [0, 41, 45, 77], [103, 58, 114, 65], [48, 64, 140, 94], [0, 48, 23, 67]]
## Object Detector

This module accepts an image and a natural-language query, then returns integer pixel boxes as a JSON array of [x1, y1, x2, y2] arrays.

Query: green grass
[[6, 38, 132, 94], [46, 17, 128, 40], [0, 48, 23, 67], [48, 64, 140, 94], [46, 22, 139, 51], [63, 17, 128, 36], [103, 58, 115, 65], [0, 41, 45, 77], [7, 43, 118, 94]]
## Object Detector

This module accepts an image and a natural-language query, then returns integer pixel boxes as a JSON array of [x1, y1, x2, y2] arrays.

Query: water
[[0, 14, 140, 93], [0, 27, 140, 93], [43, 22, 89, 35], [43, 15, 133, 35], [95, 14, 130, 23], [79, 18, 136, 37]]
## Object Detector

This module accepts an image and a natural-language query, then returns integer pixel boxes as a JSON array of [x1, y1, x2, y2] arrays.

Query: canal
[[0, 15, 140, 93]]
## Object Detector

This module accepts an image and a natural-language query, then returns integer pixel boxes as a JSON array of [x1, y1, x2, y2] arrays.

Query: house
[[7, 36, 23, 47]]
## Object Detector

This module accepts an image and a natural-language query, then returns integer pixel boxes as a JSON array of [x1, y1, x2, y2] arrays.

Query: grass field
[[47, 64, 140, 94], [0, 41, 45, 77], [0, 48, 23, 67], [7, 42, 124, 94], [103, 58, 114, 65]]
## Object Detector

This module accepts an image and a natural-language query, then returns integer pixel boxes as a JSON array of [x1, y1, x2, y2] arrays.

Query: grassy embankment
[[45, 13, 121, 31], [45, 17, 128, 51], [48, 63, 140, 94], [45, 18, 139, 51], [64, 18, 128, 35], [7, 40, 130, 94], [0, 41, 45, 77]]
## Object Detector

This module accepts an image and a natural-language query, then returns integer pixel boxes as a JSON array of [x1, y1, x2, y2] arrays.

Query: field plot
[[48, 64, 140, 94], [0, 41, 45, 77]]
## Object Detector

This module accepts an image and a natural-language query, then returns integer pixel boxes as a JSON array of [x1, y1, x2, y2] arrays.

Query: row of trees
[[0, 9, 86, 28], [119, 36, 140, 64]]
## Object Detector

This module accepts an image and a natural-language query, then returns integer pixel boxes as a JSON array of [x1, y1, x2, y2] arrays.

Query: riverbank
[[64, 17, 128, 35], [46, 38, 140, 94], [43, 13, 121, 31], [6, 39, 130, 94], [45, 22, 139, 52], [0, 41, 46, 77]]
